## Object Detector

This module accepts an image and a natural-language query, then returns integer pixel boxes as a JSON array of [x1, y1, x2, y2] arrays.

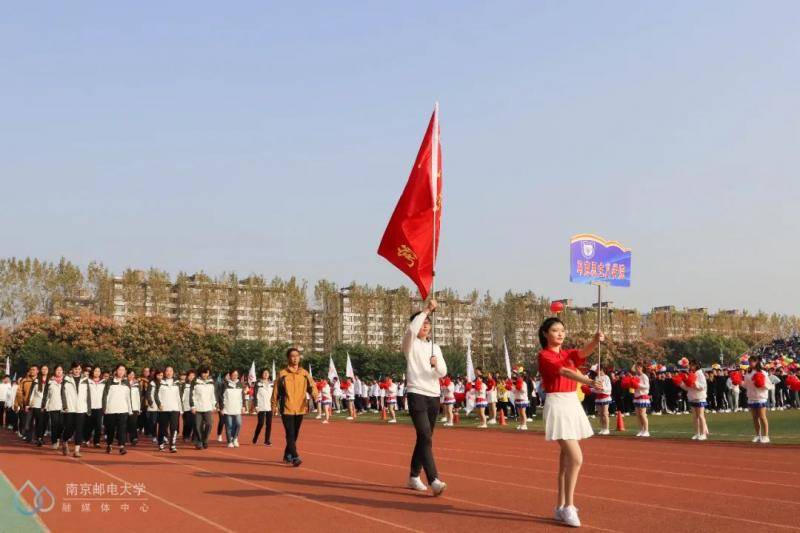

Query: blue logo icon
[[14, 480, 55, 516], [581, 241, 595, 259]]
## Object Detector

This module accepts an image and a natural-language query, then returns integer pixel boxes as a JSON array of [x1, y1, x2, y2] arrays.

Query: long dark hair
[[748, 355, 763, 372], [538, 317, 564, 349]]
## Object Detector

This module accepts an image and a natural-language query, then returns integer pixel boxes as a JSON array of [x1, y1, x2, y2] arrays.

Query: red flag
[[378, 104, 442, 299]]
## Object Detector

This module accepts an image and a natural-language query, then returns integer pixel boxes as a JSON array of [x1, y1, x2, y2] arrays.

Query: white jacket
[[680, 370, 708, 402], [403, 312, 447, 397], [254, 380, 273, 412], [129, 381, 141, 413], [62, 375, 91, 414], [742, 370, 773, 403], [634, 373, 650, 399], [190, 378, 217, 412], [0, 383, 9, 404], [103, 378, 132, 414], [219, 380, 244, 415], [43, 379, 64, 412], [180, 382, 192, 411], [88, 379, 105, 410], [154, 378, 182, 412]]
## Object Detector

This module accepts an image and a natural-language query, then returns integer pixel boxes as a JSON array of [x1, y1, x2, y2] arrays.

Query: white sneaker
[[635, 430, 643, 437], [388, 419, 397, 424], [600, 429, 610, 435], [233, 439, 239, 448], [760, 436, 770, 444], [752, 435, 761, 443], [430, 479, 447, 496], [697, 434, 707, 441], [217, 435, 223, 442], [227, 442, 234, 448], [488, 419, 497, 425], [406, 476, 426, 492], [477, 424, 487, 429], [527, 418, 533, 422], [691, 434, 699, 440], [554, 506, 565, 521], [322, 420, 329, 424], [315, 415, 322, 419], [639, 431, 650, 437], [346, 417, 353, 420], [443, 422, 453, 427], [561, 505, 581, 527], [519, 425, 528, 431], [440, 417, 447, 422]]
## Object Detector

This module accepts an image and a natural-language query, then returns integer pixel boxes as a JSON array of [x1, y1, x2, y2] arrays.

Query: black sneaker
[[36, 440, 43, 447], [170, 446, 177, 453], [106, 445, 112, 454], [291, 457, 302, 467], [265, 442, 272, 447], [195, 443, 203, 450], [119, 447, 127, 455], [283, 454, 293, 464]]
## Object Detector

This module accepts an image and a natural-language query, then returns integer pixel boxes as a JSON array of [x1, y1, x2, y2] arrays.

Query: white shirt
[[634, 373, 650, 399], [742, 370, 773, 403], [680, 370, 708, 402], [403, 312, 447, 397], [0, 383, 10, 404]]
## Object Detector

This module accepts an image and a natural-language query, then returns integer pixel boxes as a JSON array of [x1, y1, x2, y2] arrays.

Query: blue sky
[[2, 2, 799, 314]]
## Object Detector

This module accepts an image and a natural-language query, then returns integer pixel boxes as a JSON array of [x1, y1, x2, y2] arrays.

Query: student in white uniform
[[592, 368, 612, 435], [154, 366, 182, 452], [41, 365, 66, 450], [102, 364, 133, 455], [742, 356, 773, 443], [127, 370, 141, 446], [632, 362, 651, 437], [86, 366, 106, 447], [252, 369, 273, 445], [385, 377, 398, 423], [220, 369, 245, 448], [61, 362, 91, 457], [678, 360, 709, 441]]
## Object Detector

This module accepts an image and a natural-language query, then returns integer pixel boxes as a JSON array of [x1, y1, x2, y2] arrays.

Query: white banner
[[345, 353, 355, 379], [328, 356, 339, 382], [503, 337, 512, 378]]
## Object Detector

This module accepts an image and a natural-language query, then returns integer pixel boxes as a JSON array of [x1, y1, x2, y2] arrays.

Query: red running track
[[1, 416, 798, 533]]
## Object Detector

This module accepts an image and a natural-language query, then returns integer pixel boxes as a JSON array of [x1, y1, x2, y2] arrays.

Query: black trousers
[[181, 412, 195, 440], [216, 411, 226, 437], [281, 414, 303, 460], [127, 411, 140, 443], [158, 411, 180, 446], [194, 411, 213, 444], [407, 392, 440, 484], [47, 411, 64, 444], [253, 411, 273, 444], [87, 409, 104, 444], [62, 412, 86, 444], [104, 413, 128, 446]]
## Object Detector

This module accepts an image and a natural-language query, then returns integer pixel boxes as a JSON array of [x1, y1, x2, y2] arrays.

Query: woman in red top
[[537, 317, 603, 528]]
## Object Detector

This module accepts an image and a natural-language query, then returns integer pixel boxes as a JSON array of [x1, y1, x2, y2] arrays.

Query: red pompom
[[684, 372, 697, 388], [515, 378, 524, 391], [442, 377, 452, 387], [630, 377, 641, 390], [753, 372, 766, 388], [465, 382, 473, 392], [316, 381, 325, 391], [671, 375, 684, 387], [505, 379, 513, 390], [580, 384, 591, 395], [788, 377, 800, 392], [730, 371, 743, 386], [487, 378, 496, 390], [620, 376, 631, 389]]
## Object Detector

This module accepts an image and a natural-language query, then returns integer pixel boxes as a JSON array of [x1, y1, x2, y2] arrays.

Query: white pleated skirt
[[544, 392, 594, 441]]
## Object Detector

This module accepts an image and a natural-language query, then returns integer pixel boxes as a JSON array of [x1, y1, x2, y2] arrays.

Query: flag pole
[[430, 102, 439, 356], [597, 283, 602, 370]]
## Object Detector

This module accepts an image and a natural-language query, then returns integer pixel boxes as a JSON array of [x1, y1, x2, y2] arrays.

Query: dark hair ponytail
[[748, 355, 763, 372], [538, 317, 564, 349]]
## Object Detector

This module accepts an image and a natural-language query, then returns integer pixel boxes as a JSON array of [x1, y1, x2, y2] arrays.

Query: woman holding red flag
[[537, 317, 603, 529], [742, 356, 773, 443], [403, 298, 448, 497]]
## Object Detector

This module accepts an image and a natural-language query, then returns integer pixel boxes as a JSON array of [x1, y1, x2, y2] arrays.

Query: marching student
[[441, 376, 455, 426], [512, 374, 529, 431], [592, 367, 612, 435], [19, 366, 41, 444], [679, 360, 709, 441], [41, 365, 66, 451], [403, 299, 448, 497], [343, 378, 357, 420], [359, 377, 370, 414], [632, 362, 651, 437], [138, 367, 151, 435], [385, 376, 398, 423], [220, 369, 245, 448], [86, 366, 106, 448], [154, 366, 182, 452], [252, 369, 273, 445], [215, 372, 229, 442], [332, 377, 343, 413], [127, 370, 141, 446], [318, 379, 332, 424], [742, 356, 773, 443], [190, 366, 217, 449], [180, 369, 196, 442], [61, 362, 91, 457], [471, 376, 488, 428], [148, 368, 163, 444], [538, 317, 603, 528], [102, 364, 132, 455], [272, 347, 319, 467], [486, 373, 498, 425]]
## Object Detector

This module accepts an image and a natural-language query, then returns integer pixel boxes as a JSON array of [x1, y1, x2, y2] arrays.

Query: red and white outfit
[[538, 348, 593, 441], [512, 378, 529, 408], [319, 382, 332, 406], [486, 378, 497, 404], [472, 379, 487, 408], [385, 381, 398, 406], [742, 370, 772, 408], [633, 373, 651, 408], [441, 378, 455, 405], [593, 374, 612, 405]]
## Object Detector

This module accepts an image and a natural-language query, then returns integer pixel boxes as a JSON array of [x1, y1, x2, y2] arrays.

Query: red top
[[538, 347, 586, 393]]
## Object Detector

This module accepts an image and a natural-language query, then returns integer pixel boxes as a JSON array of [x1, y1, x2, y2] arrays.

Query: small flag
[[248, 361, 256, 385], [345, 353, 355, 379], [309, 363, 313, 379], [377, 104, 442, 299], [465, 337, 475, 382], [328, 356, 339, 382], [271, 359, 276, 381], [503, 337, 512, 378], [4, 357, 9, 377]]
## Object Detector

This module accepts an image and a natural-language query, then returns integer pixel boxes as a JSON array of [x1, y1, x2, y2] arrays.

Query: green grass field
[[328, 407, 800, 444]]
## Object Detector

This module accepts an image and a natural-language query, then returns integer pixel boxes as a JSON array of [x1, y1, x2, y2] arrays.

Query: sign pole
[[596, 283, 602, 370]]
